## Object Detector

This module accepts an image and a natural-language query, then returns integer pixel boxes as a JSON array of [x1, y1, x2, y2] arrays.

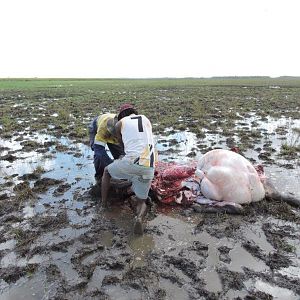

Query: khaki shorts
[[107, 159, 154, 199]]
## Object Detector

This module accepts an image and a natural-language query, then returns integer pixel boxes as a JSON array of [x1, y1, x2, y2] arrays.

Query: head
[[117, 103, 138, 121], [106, 116, 118, 136]]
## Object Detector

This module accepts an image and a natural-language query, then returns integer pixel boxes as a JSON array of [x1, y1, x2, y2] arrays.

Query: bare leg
[[133, 196, 148, 235], [128, 195, 138, 214], [136, 199, 147, 219], [101, 167, 111, 208]]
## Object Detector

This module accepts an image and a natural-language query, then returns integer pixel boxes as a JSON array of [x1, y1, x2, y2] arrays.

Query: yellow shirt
[[94, 113, 118, 146]]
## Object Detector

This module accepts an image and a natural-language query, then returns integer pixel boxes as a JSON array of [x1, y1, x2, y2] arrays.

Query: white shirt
[[121, 114, 156, 167]]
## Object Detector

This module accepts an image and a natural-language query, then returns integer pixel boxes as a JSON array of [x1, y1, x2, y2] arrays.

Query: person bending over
[[101, 104, 156, 235], [88, 113, 124, 185]]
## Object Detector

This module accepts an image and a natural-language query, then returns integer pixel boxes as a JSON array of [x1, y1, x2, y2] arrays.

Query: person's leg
[[94, 145, 113, 180], [133, 197, 147, 235], [131, 171, 154, 235], [93, 153, 102, 180], [135, 197, 148, 219], [101, 167, 111, 208], [90, 152, 105, 198], [102, 159, 134, 208]]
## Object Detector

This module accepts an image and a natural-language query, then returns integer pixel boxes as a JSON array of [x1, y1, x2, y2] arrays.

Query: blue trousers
[[93, 144, 124, 180]]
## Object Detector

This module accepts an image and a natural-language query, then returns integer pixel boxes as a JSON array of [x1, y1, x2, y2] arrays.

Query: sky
[[1, 0, 300, 78]]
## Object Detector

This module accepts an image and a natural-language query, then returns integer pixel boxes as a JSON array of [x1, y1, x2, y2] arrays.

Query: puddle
[[244, 278, 299, 300], [103, 285, 142, 300], [23, 206, 35, 219], [51, 247, 83, 287], [0, 239, 16, 251], [279, 265, 300, 280], [149, 214, 197, 253], [1, 252, 27, 268], [67, 209, 94, 226], [128, 234, 155, 267], [156, 129, 199, 161], [241, 222, 274, 253], [33, 227, 87, 247], [97, 231, 114, 248], [266, 164, 300, 198], [228, 244, 268, 273], [149, 214, 224, 292], [86, 267, 121, 293], [0, 271, 56, 300], [159, 277, 190, 300], [1, 252, 47, 268]]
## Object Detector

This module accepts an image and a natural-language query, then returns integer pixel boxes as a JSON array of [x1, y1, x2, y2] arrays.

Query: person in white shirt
[[101, 103, 156, 235]]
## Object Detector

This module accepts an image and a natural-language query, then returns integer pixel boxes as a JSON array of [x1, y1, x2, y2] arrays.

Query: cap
[[119, 103, 134, 114], [106, 116, 118, 135]]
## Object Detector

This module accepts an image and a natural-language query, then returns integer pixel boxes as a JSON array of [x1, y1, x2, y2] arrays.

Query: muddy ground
[[0, 78, 300, 299]]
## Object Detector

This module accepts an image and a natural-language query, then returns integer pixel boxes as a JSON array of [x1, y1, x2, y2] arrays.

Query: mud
[[0, 81, 300, 299]]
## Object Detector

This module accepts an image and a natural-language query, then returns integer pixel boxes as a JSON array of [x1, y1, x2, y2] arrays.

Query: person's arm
[[88, 116, 98, 151], [115, 120, 124, 151]]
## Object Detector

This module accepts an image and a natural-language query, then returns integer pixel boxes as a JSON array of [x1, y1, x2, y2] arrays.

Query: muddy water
[[0, 115, 300, 299]]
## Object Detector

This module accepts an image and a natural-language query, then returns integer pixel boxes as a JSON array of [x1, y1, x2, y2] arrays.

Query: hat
[[107, 116, 118, 135], [119, 103, 134, 114]]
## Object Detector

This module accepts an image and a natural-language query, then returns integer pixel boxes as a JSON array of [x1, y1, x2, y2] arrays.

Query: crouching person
[[101, 104, 156, 235], [88, 113, 124, 193]]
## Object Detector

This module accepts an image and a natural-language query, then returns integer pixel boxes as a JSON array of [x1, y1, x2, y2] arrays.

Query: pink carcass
[[151, 149, 268, 212], [151, 161, 198, 205]]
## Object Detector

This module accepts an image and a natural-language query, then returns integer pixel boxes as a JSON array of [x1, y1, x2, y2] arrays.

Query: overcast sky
[[1, 0, 299, 78]]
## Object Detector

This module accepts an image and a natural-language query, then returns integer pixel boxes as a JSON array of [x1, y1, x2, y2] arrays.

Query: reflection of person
[[101, 103, 156, 234], [88, 113, 124, 184]]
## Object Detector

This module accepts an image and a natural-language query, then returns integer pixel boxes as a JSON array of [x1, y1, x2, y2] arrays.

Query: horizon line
[[1, 75, 300, 80]]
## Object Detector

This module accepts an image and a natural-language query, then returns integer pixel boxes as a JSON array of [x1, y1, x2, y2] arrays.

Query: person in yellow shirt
[[88, 113, 124, 183]]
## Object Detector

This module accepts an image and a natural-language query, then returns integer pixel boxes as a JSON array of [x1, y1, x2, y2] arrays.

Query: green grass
[[1, 77, 300, 154], [280, 143, 300, 157], [1, 77, 300, 90]]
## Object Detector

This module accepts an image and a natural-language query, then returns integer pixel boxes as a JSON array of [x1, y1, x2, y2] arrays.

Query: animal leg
[[200, 177, 222, 201], [192, 202, 243, 214], [263, 178, 300, 207]]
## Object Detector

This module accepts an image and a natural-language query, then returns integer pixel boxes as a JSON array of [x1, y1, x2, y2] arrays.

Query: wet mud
[[0, 80, 300, 299]]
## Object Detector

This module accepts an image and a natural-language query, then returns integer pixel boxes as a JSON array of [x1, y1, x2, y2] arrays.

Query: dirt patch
[[53, 183, 71, 196], [0, 264, 38, 284], [32, 177, 64, 193], [0, 154, 18, 162]]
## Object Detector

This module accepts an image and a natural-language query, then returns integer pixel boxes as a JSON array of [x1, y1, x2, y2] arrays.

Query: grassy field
[[1, 77, 300, 152]]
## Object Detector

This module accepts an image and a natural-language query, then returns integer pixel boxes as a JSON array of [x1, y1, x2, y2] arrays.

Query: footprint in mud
[[53, 183, 72, 196], [32, 177, 64, 193], [218, 245, 232, 263]]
